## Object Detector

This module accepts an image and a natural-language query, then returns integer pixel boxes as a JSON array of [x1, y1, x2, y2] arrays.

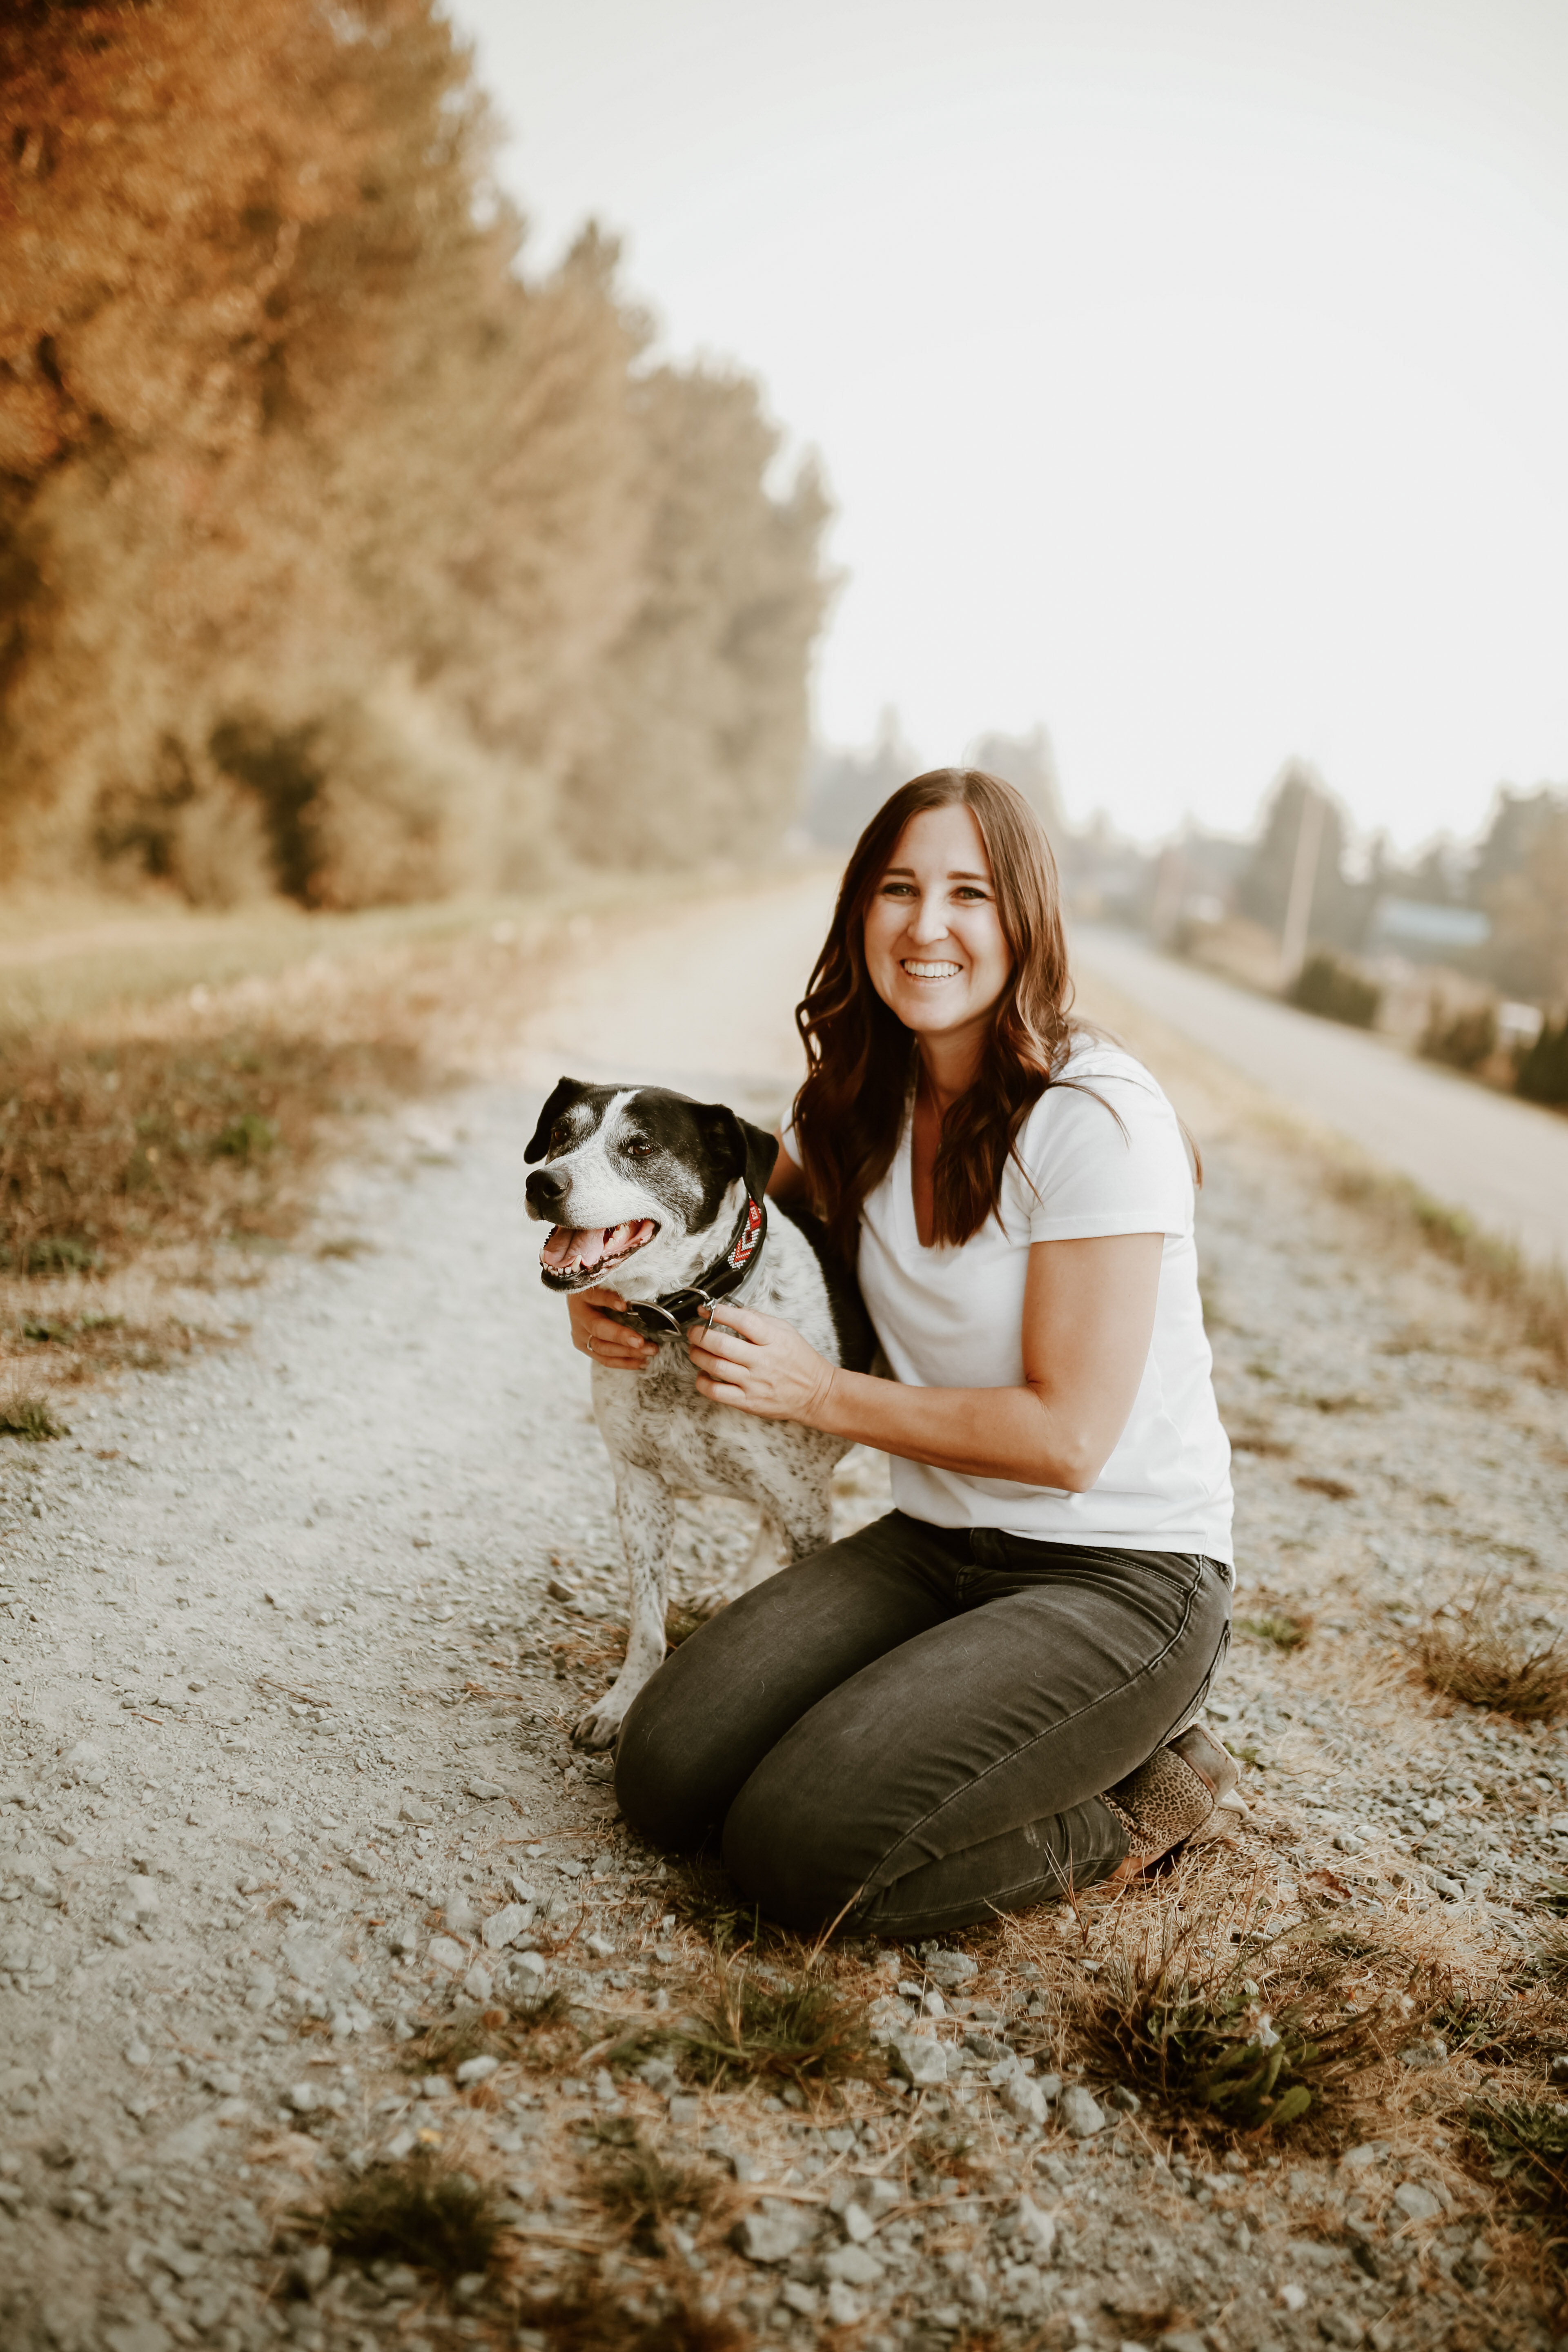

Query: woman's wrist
[[804, 1359, 844, 1432]]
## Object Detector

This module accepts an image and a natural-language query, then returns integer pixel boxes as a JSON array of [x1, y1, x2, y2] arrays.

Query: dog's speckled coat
[[524, 1078, 872, 1748]]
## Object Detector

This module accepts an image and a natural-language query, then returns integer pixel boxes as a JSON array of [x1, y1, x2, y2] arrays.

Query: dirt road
[[2, 876, 1566, 2352], [1071, 924, 1568, 1270]]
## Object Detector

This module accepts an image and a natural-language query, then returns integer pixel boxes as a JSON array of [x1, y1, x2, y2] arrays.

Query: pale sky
[[445, 0, 1568, 848]]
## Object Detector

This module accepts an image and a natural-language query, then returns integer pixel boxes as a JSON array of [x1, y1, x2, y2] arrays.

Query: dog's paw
[[571, 1698, 626, 1752]]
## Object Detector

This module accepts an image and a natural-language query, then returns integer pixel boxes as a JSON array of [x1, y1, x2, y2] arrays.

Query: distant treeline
[[0, 0, 829, 906]]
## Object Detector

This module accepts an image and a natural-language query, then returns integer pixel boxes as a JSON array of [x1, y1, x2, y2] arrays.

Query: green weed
[[1238, 1612, 1311, 1652], [679, 1957, 871, 2095]]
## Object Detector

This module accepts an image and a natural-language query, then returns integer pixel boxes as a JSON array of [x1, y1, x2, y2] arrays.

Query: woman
[[568, 768, 1235, 1939]]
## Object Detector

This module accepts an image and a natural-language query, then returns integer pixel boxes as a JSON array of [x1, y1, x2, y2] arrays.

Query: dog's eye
[[624, 1138, 652, 1158], [550, 1121, 568, 1148]]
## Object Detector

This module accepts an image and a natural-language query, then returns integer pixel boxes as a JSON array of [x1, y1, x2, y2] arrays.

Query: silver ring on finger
[[586, 1335, 595, 1356]]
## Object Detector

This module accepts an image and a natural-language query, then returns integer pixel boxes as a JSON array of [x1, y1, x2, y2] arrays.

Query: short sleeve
[[1021, 1065, 1192, 1243]]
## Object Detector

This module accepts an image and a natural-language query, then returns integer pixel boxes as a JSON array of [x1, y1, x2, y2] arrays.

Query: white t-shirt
[[785, 1038, 1234, 1562]]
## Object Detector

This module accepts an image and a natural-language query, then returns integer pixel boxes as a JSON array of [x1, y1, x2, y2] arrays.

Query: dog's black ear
[[737, 1114, 780, 1204], [525, 1077, 587, 1165], [695, 1104, 779, 1203]]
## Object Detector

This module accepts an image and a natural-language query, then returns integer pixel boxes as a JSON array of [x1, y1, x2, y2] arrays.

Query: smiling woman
[[576, 768, 1238, 1940]]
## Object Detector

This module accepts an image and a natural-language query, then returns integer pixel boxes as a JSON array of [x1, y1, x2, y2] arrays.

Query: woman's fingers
[[701, 1300, 768, 1339], [566, 1284, 657, 1371]]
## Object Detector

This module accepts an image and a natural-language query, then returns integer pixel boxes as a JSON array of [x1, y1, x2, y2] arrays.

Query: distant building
[[1368, 898, 1491, 954]]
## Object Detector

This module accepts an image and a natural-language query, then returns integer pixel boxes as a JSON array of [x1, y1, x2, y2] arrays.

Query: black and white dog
[[524, 1078, 873, 1749]]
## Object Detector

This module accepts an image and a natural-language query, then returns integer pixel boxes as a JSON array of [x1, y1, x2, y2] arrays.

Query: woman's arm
[[687, 1230, 1164, 1492], [564, 1127, 804, 1372]]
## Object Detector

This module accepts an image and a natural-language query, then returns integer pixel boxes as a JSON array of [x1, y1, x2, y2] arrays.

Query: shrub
[[1516, 1015, 1568, 1107], [1289, 953, 1381, 1029], [1421, 997, 1498, 1070]]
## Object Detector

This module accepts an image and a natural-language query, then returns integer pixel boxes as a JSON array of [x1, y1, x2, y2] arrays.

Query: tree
[[0, 0, 829, 902], [1481, 800, 1568, 1006], [970, 726, 1066, 840], [559, 365, 831, 871], [1236, 764, 1364, 951]]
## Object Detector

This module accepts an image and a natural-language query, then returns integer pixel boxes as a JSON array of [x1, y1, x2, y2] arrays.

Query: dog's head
[[523, 1078, 778, 1300]]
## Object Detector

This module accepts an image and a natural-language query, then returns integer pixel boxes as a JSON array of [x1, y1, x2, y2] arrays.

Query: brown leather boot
[[1101, 1723, 1240, 1884]]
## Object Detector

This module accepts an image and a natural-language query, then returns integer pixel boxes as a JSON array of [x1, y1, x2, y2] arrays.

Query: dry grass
[[3, 1304, 235, 1386], [1324, 1160, 1568, 1376], [0, 1017, 424, 1276], [1414, 1590, 1568, 1721], [1066, 1871, 1381, 2136], [0, 880, 681, 1305], [1237, 1610, 1313, 1652], [679, 1953, 873, 2095], [308, 2152, 501, 2282], [404, 1995, 576, 2085], [0, 1377, 65, 1440], [585, 2133, 717, 2258], [997, 1844, 1551, 2160], [516, 2270, 753, 2352]]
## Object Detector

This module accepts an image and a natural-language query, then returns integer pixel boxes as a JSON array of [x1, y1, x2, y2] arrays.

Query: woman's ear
[[525, 1076, 587, 1163]]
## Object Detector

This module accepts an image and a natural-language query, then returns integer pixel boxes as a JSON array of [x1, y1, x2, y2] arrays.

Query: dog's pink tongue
[[540, 1226, 592, 1271], [541, 1220, 656, 1274]]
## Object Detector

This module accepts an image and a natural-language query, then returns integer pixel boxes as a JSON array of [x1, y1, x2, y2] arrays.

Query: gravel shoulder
[[1, 883, 1566, 2352]]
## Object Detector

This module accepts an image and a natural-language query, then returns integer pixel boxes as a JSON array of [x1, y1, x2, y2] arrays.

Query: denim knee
[[614, 1671, 722, 1852], [720, 1762, 868, 1934]]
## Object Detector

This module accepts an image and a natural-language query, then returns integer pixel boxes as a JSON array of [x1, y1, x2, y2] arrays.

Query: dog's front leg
[[571, 1466, 673, 1751]]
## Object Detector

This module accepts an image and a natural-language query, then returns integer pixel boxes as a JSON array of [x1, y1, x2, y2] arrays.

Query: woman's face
[[862, 803, 1013, 1045]]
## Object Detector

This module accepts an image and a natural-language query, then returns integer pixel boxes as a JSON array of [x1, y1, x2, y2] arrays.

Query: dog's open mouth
[[539, 1219, 658, 1287]]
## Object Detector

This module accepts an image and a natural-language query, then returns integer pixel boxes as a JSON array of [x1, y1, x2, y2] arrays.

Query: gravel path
[[2, 883, 1566, 2352], [1070, 924, 1568, 1270]]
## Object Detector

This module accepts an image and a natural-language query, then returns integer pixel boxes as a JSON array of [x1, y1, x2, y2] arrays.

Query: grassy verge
[[1074, 964, 1568, 1381], [0, 876, 681, 1040], [1321, 1158, 1568, 1373]]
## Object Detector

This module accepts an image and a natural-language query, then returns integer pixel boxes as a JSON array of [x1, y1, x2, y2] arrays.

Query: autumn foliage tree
[[0, 0, 829, 904]]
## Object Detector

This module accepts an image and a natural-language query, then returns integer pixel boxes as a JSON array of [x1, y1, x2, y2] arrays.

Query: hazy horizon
[[445, 0, 1568, 855]]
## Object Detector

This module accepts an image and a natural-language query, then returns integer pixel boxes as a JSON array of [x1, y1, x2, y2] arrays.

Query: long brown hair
[[792, 766, 1083, 1252]]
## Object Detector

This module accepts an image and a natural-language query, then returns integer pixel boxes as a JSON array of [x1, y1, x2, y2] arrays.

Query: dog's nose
[[525, 1167, 570, 1216]]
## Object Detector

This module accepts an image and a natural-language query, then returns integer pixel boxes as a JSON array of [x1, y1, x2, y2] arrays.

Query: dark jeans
[[615, 1512, 1233, 1940]]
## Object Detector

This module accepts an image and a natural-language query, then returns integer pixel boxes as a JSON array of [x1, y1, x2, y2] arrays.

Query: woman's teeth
[[902, 960, 962, 978]]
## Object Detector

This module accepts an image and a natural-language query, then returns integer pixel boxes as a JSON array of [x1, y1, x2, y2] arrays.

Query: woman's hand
[[688, 1302, 837, 1423], [567, 1285, 658, 1373]]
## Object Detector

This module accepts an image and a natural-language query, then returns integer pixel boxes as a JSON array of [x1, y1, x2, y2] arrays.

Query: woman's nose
[[908, 895, 951, 944]]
